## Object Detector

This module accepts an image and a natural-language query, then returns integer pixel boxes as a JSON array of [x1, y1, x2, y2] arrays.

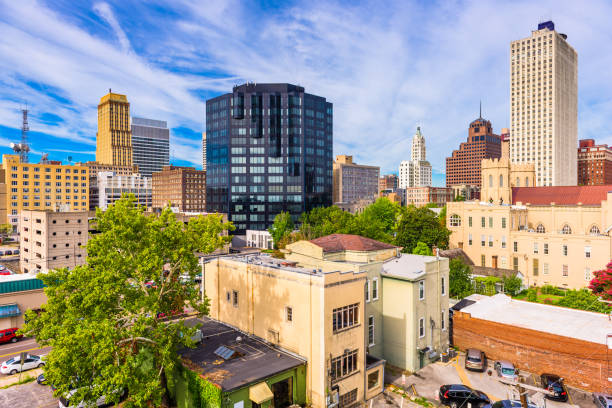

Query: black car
[[440, 384, 491, 408], [541, 373, 568, 402], [36, 373, 46, 385]]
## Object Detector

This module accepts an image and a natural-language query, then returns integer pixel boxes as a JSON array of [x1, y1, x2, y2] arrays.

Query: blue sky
[[1, 1, 612, 186]]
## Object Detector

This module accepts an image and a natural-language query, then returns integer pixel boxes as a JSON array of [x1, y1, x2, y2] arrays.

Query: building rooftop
[[512, 185, 612, 206], [459, 294, 612, 345], [381, 253, 443, 281], [223, 254, 333, 276], [179, 317, 305, 391], [309, 234, 398, 253]]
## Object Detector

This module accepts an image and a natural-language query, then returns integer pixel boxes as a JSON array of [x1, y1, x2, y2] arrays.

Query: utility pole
[[498, 378, 555, 408]]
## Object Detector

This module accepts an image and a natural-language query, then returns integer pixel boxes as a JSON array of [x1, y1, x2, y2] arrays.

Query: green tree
[[269, 211, 295, 249], [556, 288, 611, 313], [448, 258, 473, 299], [395, 206, 450, 253], [502, 275, 523, 296], [412, 241, 433, 256], [0, 223, 13, 239], [23, 196, 233, 407], [355, 197, 404, 243], [589, 261, 612, 301], [438, 205, 447, 228], [299, 206, 357, 239]]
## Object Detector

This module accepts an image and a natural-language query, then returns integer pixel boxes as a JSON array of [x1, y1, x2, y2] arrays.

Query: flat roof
[[381, 253, 443, 281], [223, 254, 339, 276], [460, 294, 612, 345], [179, 317, 305, 391]]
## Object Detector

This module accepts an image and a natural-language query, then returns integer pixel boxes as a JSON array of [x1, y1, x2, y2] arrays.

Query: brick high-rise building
[[378, 174, 398, 193], [577, 139, 612, 185], [510, 21, 578, 186], [445, 115, 502, 187], [152, 165, 206, 212], [333, 155, 379, 204], [96, 91, 132, 167]]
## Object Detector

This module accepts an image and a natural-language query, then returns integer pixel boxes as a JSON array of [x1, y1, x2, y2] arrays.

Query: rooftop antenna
[[479, 100, 482, 119], [11, 105, 30, 163]]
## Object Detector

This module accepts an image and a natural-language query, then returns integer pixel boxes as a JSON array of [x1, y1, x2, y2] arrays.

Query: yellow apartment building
[[447, 157, 612, 289], [0, 155, 89, 227], [285, 234, 449, 372], [96, 92, 132, 166], [203, 253, 384, 408]]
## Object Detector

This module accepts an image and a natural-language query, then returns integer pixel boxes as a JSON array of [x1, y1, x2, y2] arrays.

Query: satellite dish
[[67, 156, 73, 162], [9, 143, 15, 149]]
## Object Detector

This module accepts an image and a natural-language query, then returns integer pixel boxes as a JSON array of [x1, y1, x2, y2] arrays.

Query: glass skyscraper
[[206, 83, 333, 234], [131, 117, 170, 177]]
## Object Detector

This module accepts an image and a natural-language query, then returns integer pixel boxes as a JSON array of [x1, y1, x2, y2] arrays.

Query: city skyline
[[1, 1, 612, 186]]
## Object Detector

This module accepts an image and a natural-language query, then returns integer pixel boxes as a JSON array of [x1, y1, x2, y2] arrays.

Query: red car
[[0, 328, 23, 344]]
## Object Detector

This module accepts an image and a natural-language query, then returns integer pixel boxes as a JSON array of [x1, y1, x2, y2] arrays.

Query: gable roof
[[512, 185, 612, 206], [309, 234, 398, 253]]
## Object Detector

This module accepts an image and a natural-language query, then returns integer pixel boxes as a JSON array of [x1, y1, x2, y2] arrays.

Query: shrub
[[526, 288, 537, 302]]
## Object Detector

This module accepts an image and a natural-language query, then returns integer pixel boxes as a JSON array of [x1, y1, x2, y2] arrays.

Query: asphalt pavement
[[0, 337, 50, 361]]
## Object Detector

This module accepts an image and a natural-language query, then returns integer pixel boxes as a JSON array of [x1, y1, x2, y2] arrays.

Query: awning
[[0, 303, 20, 318], [249, 382, 273, 404]]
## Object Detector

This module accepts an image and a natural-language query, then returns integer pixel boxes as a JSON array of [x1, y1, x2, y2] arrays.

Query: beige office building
[[510, 21, 577, 186], [96, 92, 132, 167], [447, 157, 612, 289], [333, 155, 379, 204], [20, 210, 88, 273]]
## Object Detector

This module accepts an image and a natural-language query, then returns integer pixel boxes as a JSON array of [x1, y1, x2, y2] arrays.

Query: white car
[[1, 354, 45, 375], [59, 387, 125, 408]]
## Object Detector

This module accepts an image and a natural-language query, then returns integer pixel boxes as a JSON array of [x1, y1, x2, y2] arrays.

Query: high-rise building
[[202, 132, 207, 171], [205, 83, 333, 234], [510, 21, 578, 186], [399, 127, 432, 188], [378, 174, 398, 193], [577, 139, 612, 185], [0, 154, 89, 227], [79, 161, 139, 210], [445, 115, 501, 187], [152, 165, 206, 212], [131, 117, 170, 177], [332, 155, 379, 204], [96, 91, 132, 167], [95, 172, 151, 210]]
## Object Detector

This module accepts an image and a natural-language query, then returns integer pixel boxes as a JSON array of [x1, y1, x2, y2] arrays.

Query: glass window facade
[[131, 117, 170, 178]]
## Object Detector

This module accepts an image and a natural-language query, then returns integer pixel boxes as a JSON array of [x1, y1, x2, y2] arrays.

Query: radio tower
[[20, 107, 29, 163]]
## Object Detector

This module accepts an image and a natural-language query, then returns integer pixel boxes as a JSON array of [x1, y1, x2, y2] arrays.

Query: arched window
[[525, 177, 529, 187], [489, 175, 493, 188], [516, 177, 520, 187], [536, 224, 545, 233], [450, 214, 461, 227], [561, 224, 572, 234], [499, 175, 503, 187], [589, 225, 600, 235]]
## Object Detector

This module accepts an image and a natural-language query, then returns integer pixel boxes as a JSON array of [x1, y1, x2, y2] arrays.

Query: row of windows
[[10, 166, 86, 174]]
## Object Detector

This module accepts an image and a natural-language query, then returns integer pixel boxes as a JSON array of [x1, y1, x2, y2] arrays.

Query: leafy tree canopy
[[299, 206, 357, 239], [556, 288, 611, 313], [395, 206, 450, 253], [269, 211, 295, 249], [412, 241, 432, 256], [23, 196, 233, 407], [354, 197, 404, 244], [448, 258, 473, 299], [502, 275, 523, 296]]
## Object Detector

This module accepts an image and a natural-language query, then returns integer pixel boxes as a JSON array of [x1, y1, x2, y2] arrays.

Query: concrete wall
[[452, 311, 607, 392]]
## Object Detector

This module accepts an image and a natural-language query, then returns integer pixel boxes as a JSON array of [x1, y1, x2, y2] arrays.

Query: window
[[441, 276, 446, 296], [488, 236, 493, 247], [544, 263, 549, 275], [285, 307, 293, 322], [481, 217, 485, 228], [562, 265, 568, 277], [489, 174, 493, 188], [365, 279, 370, 302], [499, 175, 504, 187], [502, 217, 506, 228], [533, 243, 538, 254], [367, 372, 379, 390], [544, 243, 548, 255], [226, 292, 230, 302], [513, 242, 518, 252], [585, 268, 591, 281], [585, 246, 591, 258], [449, 214, 461, 227], [501, 236, 506, 249], [339, 389, 357, 406], [468, 233, 472, 246], [536, 224, 545, 233], [533, 259, 539, 276], [368, 316, 375, 346], [589, 225, 600, 235], [330, 350, 358, 381], [513, 257, 518, 271], [332, 304, 359, 332], [232, 290, 238, 307], [419, 318, 425, 338], [481, 255, 486, 267], [481, 235, 485, 247], [468, 216, 472, 227], [489, 217, 493, 228], [372, 278, 378, 300], [419, 281, 425, 300], [562, 245, 568, 256], [441, 311, 446, 330], [561, 224, 572, 234]]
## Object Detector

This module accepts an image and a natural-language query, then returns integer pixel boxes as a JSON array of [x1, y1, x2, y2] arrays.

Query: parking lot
[[0, 381, 56, 408], [386, 353, 597, 408]]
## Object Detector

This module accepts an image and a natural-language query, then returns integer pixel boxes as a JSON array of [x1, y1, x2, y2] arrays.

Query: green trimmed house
[[169, 317, 306, 408]]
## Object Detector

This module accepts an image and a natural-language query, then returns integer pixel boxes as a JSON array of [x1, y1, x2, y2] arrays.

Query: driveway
[[0, 381, 56, 408]]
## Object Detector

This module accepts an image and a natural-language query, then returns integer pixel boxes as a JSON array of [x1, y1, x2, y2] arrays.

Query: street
[[0, 337, 50, 361]]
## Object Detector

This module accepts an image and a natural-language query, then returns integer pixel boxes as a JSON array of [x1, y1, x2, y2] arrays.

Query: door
[[23, 358, 36, 370], [492, 256, 498, 269], [271, 378, 292, 408]]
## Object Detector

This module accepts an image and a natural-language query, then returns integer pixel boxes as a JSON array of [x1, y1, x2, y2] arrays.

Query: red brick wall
[[453, 311, 608, 392]]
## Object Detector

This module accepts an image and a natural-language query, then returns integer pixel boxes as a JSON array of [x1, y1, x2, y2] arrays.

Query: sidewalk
[[0, 368, 43, 388]]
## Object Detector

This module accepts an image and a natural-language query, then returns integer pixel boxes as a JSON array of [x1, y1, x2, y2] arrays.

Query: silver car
[[494, 360, 517, 381], [594, 393, 612, 408]]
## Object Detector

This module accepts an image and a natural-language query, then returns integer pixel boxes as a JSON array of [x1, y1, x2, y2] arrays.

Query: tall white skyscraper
[[510, 21, 577, 186], [131, 117, 170, 178], [399, 127, 432, 188]]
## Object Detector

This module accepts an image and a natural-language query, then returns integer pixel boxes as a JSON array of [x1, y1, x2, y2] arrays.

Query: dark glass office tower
[[206, 83, 333, 234]]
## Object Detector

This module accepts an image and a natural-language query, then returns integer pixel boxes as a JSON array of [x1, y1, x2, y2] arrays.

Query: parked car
[[439, 384, 490, 408], [541, 373, 568, 402], [4, 250, 12, 255], [0, 327, 23, 344], [465, 348, 486, 372], [37, 373, 47, 385], [59, 387, 125, 408], [484, 400, 538, 408], [12, 249, 19, 255], [0, 270, 12, 275], [0, 264, 5, 270], [494, 360, 517, 381], [1, 354, 44, 375], [594, 393, 612, 408]]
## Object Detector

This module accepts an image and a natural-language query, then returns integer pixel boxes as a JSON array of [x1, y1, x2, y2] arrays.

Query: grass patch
[[0, 374, 36, 389]]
